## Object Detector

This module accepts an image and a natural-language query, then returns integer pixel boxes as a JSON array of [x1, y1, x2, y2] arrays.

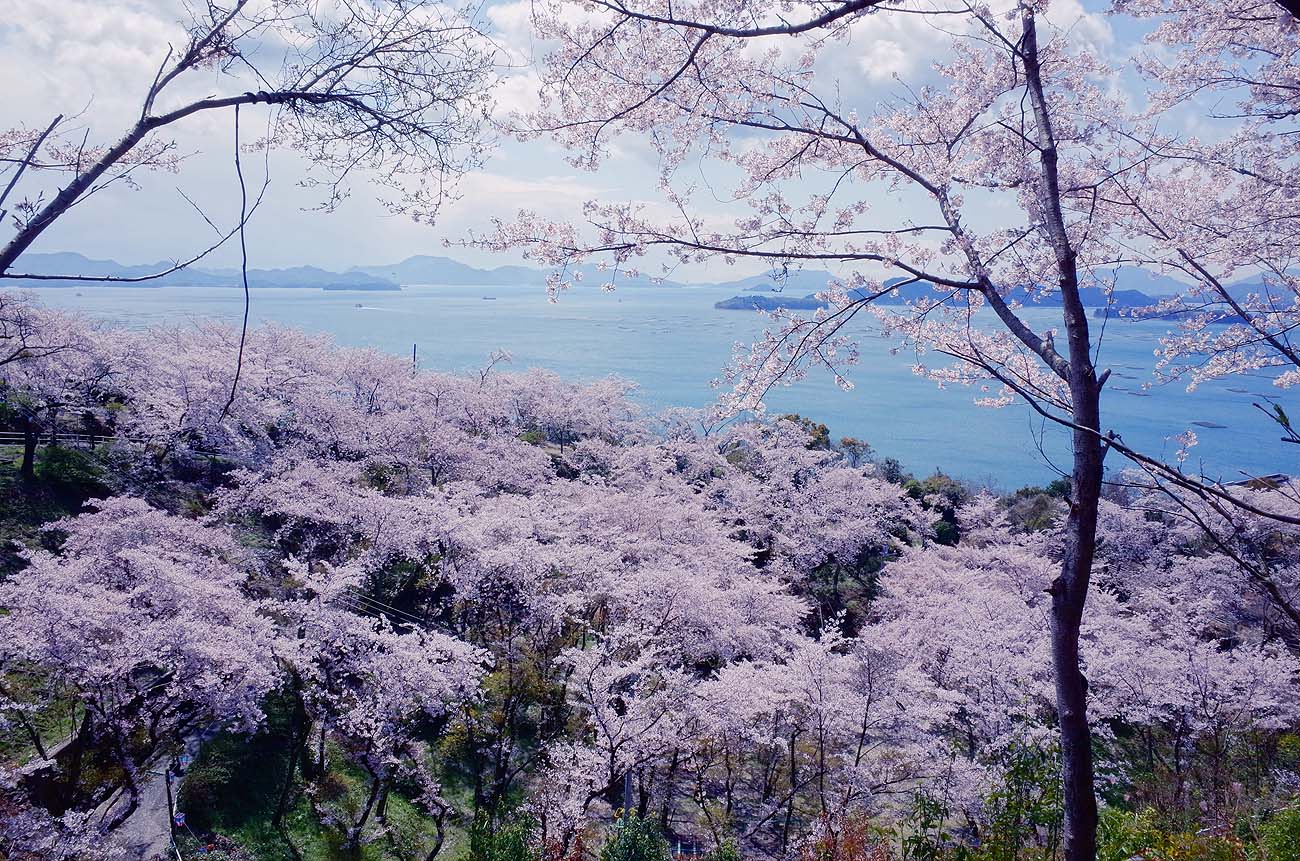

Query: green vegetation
[[0, 444, 101, 578], [601, 814, 671, 861], [902, 472, 970, 545], [782, 414, 832, 450], [464, 810, 540, 861], [178, 700, 450, 861]]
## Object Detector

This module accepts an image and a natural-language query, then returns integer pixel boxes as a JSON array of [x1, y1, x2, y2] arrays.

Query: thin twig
[[0, 115, 63, 224]]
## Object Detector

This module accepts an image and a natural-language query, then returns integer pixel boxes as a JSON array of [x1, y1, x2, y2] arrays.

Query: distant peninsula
[[715, 271, 1277, 318], [3, 253, 401, 291]]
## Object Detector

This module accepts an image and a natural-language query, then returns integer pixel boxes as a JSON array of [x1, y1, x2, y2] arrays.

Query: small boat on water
[[1191, 421, 1227, 429], [482, 296, 497, 300]]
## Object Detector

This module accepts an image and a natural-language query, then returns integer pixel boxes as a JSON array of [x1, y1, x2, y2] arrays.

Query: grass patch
[[179, 704, 455, 861], [0, 444, 122, 577], [0, 675, 80, 767]]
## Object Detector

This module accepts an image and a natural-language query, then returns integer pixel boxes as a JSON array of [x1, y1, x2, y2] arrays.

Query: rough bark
[[20, 417, 38, 482], [1021, 11, 1102, 860]]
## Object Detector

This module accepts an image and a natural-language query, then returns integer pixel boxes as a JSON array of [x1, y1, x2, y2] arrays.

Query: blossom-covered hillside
[[1, 293, 1298, 860]]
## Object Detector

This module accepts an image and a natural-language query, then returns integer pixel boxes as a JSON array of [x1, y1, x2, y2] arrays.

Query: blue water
[[25, 283, 1294, 488]]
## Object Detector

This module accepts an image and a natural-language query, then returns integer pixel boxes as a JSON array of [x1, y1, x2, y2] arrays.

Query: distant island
[[716, 294, 829, 311], [714, 279, 1161, 312], [5, 254, 1272, 313], [717, 271, 1272, 318], [1093, 306, 1248, 325]]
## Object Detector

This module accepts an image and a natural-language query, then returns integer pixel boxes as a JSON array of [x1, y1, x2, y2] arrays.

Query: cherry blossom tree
[[278, 597, 483, 849], [479, 4, 1144, 854], [0, 498, 279, 828], [3, 292, 1299, 855], [1107, 1, 1300, 398], [0, 298, 109, 480], [0, 0, 494, 280]]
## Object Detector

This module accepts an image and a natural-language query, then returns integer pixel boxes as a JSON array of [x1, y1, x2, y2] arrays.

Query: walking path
[[102, 732, 210, 861]]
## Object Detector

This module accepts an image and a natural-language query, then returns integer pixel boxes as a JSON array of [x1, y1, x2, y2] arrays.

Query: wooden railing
[[0, 430, 138, 449]]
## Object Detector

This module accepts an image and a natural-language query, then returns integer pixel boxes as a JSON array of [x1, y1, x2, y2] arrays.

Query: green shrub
[[601, 813, 671, 861], [710, 838, 743, 861], [977, 747, 1062, 861], [464, 809, 541, 861], [901, 793, 951, 861], [35, 447, 109, 504], [177, 757, 237, 833], [1099, 807, 1245, 861], [780, 414, 831, 450], [1258, 804, 1300, 861]]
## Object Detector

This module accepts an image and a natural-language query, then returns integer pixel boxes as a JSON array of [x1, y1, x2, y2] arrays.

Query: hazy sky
[[0, 0, 1134, 280]]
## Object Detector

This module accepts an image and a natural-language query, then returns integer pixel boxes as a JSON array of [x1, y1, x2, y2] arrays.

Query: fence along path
[[0, 431, 219, 457], [0, 430, 149, 449]]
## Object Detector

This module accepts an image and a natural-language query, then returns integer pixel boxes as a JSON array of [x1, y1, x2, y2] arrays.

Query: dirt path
[[102, 732, 209, 860]]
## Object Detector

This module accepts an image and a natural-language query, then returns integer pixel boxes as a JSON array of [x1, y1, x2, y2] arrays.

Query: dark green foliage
[[178, 693, 299, 834], [1004, 480, 1068, 533], [876, 458, 908, 484], [838, 437, 875, 468], [35, 446, 110, 505], [0, 448, 88, 578], [901, 794, 952, 861], [601, 813, 671, 861], [1010, 480, 1069, 500], [977, 748, 1062, 861], [931, 520, 960, 546], [781, 414, 831, 450], [708, 838, 743, 861], [904, 473, 970, 545], [1004, 493, 1061, 533], [463, 809, 540, 861], [903, 473, 970, 510]]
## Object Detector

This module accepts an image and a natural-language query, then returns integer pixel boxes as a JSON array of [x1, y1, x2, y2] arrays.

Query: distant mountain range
[[0, 252, 689, 291], [0, 253, 1270, 316], [3, 252, 401, 290], [347, 255, 688, 289]]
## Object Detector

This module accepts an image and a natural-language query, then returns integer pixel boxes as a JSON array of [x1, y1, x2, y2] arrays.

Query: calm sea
[[25, 283, 1292, 488]]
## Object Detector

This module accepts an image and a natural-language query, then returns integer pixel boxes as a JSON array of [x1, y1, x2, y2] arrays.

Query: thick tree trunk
[[424, 801, 450, 861], [349, 770, 384, 847], [273, 718, 307, 826], [1053, 413, 1102, 861], [1019, 10, 1104, 859], [20, 418, 38, 481]]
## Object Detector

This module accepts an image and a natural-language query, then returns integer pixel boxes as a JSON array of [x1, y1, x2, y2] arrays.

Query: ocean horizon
[[25, 281, 1286, 488]]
